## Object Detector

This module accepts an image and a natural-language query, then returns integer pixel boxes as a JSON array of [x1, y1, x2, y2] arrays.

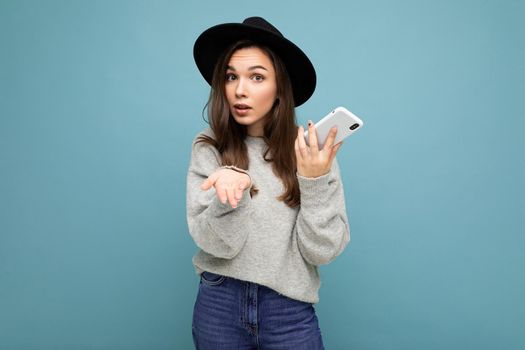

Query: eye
[[225, 73, 236, 81], [252, 74, 264, 82]]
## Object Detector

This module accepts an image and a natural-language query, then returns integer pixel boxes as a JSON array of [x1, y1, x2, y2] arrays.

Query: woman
[[187, 16, 350, 349]]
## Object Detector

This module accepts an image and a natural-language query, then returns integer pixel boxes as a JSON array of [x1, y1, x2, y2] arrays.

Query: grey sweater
[[186, 128, 350, 303]]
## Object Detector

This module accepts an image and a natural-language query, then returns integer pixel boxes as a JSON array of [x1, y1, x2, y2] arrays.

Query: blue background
[[1, 0, 523, 348]]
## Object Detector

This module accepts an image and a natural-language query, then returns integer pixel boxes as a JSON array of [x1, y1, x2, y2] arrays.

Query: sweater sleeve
[[186, 133, 253, 259], [294, 157, 351, 266]]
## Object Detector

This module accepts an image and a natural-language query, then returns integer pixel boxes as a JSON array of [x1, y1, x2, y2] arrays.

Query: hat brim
[[193, 23, 316, 107]]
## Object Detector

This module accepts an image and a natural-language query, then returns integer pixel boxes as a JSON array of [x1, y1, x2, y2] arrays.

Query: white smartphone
[[304, 106, 364, 149]]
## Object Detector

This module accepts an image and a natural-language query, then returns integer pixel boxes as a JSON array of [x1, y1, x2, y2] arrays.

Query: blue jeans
[[192, 271, 325, 350]]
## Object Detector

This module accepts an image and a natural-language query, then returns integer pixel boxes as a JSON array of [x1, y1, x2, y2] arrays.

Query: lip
[[233, 103, 252, 116], [234, 103, 252, 109]]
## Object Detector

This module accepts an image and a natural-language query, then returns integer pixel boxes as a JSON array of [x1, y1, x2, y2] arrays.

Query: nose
[[235, 77, 247, 98]]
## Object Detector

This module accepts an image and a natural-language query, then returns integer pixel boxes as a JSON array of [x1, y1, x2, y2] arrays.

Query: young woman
[[187, 16, 350, 349]]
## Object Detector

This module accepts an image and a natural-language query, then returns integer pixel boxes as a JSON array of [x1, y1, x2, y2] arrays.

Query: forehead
[[227, 47, 274, 70]]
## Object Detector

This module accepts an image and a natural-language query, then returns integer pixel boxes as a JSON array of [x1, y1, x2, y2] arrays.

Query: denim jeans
[[192, 271, 325, 350]]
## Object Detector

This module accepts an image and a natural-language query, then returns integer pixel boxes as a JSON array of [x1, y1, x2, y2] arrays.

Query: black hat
[[193, 16, 316, 107]]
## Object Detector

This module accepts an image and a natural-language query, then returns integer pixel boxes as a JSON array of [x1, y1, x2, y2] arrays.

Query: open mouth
[[234, 104, 251, 110], [233, 104, 252, 115]]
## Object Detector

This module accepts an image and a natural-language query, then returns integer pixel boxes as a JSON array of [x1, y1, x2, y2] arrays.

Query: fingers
[[200, 178, 211, 191], [217, 187, 228, 204], [235, 187, 244, 201], [200, 172, 219, 190], [329, 141, 343, 162], [227, 176, 251, 207], [235, 178, 249, 200], [216, 185, 238, 208], [226, 187, 237, 208], [205, 170, 251, 208], [297, 126, 308, 158], [324, 127, 338, 150], [238, 177, 249, 191], [307, 120, 319, 156]]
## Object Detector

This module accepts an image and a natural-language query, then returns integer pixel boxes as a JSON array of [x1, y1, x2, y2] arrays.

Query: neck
[[247, 124, 264, 137]]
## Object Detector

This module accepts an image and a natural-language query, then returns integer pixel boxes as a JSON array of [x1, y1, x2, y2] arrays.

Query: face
[[225, 47, 278, 137]]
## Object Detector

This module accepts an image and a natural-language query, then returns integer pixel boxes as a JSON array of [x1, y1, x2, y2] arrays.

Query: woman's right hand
[[200, 168, 251, 208]]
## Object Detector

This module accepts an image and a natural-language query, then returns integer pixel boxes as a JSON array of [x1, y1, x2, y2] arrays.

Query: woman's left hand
[[295, 121, 342, 178]]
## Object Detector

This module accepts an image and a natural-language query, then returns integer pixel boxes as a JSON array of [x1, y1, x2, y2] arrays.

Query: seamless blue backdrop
[[1, 0, 523, 349]]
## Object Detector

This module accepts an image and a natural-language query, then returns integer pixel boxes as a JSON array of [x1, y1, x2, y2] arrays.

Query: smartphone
[[304, 106, 364, 149]]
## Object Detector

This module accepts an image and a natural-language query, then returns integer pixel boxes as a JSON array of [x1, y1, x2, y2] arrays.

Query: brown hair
[[196, 40, 300, 207]]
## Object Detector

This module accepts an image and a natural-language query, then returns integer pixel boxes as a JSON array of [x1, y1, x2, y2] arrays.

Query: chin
[[231, 116, 253, 125]]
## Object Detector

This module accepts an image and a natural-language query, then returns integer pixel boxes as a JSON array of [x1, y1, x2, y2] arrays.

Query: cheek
[[224, 86, 235, 104], [224, 85, 232, 97], [258, 86, 277, 106]]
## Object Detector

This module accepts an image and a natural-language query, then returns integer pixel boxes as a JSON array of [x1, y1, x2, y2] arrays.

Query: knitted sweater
[[186, 128, 350, 303]]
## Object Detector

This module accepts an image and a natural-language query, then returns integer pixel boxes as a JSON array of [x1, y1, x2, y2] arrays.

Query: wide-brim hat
[[193, 16, 316, 107]]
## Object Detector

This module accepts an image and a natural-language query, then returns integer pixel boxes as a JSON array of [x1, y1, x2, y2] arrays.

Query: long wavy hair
[[196, 39, 300, 207]]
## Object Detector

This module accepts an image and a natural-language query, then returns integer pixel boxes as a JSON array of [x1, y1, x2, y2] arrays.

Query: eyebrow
[[226, 65, 268, 72]]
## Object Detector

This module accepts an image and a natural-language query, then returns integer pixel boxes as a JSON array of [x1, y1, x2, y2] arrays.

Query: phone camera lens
[[349, 123, 359, 130]]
